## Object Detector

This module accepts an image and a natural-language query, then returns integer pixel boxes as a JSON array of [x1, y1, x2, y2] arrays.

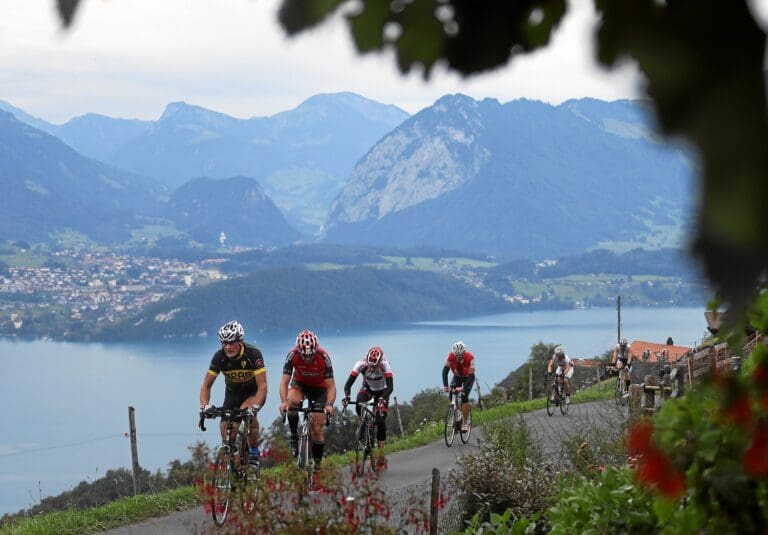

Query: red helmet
[[366, 346, 383, 366], [296, 329, 318, 356]]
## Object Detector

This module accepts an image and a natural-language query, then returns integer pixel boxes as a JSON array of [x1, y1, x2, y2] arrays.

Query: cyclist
[[611, 337, 633, 390], [342, 346, 394, 468], [279, 329, 336, 476], [442, 341, 476, 433], [547, 345, 573, 403], [199, 320, 267, 466]]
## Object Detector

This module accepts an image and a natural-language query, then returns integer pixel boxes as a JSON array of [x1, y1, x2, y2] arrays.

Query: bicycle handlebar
[[342, 400, 384, 416], [198, 406, 254, 432], [281, 405, 332, 426]]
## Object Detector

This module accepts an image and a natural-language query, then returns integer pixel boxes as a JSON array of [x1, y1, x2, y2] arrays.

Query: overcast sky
[[1, 0, 652, 124]]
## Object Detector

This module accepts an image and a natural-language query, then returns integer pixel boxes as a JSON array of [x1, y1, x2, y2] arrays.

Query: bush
[[452, 417, 557, 523], [547, 466, 658, 534]]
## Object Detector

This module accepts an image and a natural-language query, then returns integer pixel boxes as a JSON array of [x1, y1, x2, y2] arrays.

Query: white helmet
[[218, 320, 244, 343], [554, 345, 566, 357], [452, 341, 466, 357]]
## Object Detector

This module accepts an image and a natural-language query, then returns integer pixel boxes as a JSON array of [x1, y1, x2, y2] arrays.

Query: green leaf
[[347, 0, 389, 52], [278, 0, 345, 35]]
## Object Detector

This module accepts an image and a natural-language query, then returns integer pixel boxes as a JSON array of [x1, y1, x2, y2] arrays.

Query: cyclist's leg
[[221, 391, 246, 452], [461, 375, 474, 427], [239, 386, 261, 460], [286, 383, 305, 455], [306, 386, 328, 468], [554, 367, 564, 399], [372, 391, 388, 453], [356, 388, 372, 440], [564, 367, 574, 399]]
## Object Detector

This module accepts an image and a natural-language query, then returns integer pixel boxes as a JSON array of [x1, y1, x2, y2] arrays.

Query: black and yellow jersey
[[208, 343, 266, 394]]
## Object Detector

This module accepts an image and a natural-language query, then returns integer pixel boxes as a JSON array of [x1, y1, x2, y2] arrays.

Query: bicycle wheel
[[460, 406, 472, 443], [354, 419, 370, 476], [559, 385, 569, 415], [297, 432, 310, 470], [210, 448, 231, 527], [614, 376, 623, 406], [444, 405, 456, 447], [238, 433, 260, 512], [546, 386, 556, 416]]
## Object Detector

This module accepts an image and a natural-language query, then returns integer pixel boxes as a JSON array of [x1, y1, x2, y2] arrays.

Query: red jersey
[[446, 351, 475, 377], [283, 346, 334, 388]]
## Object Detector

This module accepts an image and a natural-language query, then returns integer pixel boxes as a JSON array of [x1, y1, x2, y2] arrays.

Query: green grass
[[0, 487, 198, 535], [1, 380, 616, 534]]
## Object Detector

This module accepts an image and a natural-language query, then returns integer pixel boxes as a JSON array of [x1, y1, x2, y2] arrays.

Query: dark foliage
[[93, 267, 510, 341]]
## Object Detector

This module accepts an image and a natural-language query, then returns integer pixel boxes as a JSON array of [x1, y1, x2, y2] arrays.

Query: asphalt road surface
[[103, 400, 621, 534]]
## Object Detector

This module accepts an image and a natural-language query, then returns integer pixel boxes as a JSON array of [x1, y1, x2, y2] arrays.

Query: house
[[630, 340, 692, 363]]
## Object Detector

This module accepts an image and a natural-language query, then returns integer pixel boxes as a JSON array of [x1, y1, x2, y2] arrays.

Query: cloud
[[0, 0, 644, 123]]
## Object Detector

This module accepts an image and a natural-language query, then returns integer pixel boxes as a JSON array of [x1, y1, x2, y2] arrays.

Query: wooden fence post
[[529, 366, 533, 400], [628, 385, 643, 420], [393, 397, 405, 436], [128, 406, 140, 495], [430, 468, 440, 534]]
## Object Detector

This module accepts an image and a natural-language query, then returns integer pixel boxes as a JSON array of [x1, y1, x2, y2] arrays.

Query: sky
[[0, 0, 703, 125]]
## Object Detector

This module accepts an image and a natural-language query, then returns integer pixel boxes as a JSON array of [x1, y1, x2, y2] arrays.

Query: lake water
[[0, 306, 709, 515]]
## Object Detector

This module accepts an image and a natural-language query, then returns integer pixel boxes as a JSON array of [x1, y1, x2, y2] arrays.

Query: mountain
[[321, 95, 694, 258], [0, 100, 52, 132], [0, 111, 165, 243], [167, 176, 301, 247], [106, 93, 409, 232], [0, 99, 151, 162]]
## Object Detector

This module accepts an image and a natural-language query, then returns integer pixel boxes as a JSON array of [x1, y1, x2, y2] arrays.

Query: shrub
[[452, 418, 557, 523], [547, 466, 658, 534]]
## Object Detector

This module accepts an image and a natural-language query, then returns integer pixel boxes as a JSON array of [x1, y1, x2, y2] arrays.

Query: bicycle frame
[[546, 373, 569, 416], [614, 365, 630, 406], [444, 387, 471, 446], [285, 402, 328, 492], [199, 406, 260, 527], [344, 400, 380, 476]]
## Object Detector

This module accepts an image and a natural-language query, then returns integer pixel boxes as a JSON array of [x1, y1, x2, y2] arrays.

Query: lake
[[0, 306, 709, 515]]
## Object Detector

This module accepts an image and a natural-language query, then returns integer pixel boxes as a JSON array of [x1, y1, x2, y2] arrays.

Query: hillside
[[93, 266, 510, 341], [0, 111, 165, 243], [322, 95, 694, 257], [167, 176, 301, 247]]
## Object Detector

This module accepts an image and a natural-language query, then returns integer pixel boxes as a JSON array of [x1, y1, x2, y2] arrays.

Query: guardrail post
[[128, 406, 140, 495]]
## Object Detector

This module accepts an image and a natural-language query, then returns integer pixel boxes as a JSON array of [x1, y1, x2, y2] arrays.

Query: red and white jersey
[[283, 346, 334, 388], [349, 359, 393, 392]]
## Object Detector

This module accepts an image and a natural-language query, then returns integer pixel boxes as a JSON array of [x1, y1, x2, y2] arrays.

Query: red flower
[[657, 470, 687, 499], [627, 419, 654, 456], [720, 394, 753, 429], [743, 425, 768, 478], [635, 452, 668, 486], [754, 362, 768, 387]]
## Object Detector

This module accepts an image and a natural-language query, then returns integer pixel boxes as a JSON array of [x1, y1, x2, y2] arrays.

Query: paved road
[[104, 400, 621, 534]]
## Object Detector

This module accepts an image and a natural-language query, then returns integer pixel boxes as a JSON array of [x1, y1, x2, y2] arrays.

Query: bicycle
[[612, 364, 631, 406], [284, 402, 329, 492], [444, 386, 471, 447], [545, 372, 569, 416], [198, 406, 260, 527], [343, 400, 383, 476]]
